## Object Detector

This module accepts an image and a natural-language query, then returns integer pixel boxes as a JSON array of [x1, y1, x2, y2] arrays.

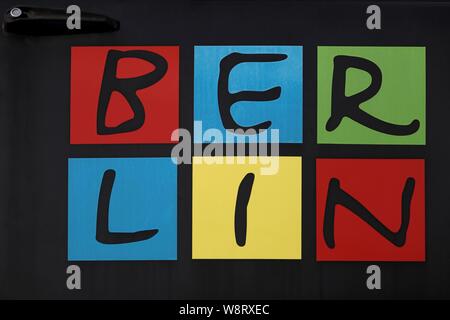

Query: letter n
[[323, 177, 414, 248]]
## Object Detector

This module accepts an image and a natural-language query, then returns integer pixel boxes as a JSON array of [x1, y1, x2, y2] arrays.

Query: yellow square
[[192, 156, 302, 259]]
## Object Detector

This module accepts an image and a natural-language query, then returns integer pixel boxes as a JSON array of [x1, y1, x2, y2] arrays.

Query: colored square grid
[[316, 159, 425, 261], [192, 156, 302, 259], [317, 46, 425, 145], [70, 46, 179, 144], [68, 157, 177, 260], [194, 46, 303, 143]]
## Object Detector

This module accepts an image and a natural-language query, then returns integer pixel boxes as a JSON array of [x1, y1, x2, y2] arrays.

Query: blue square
[[194, 45, 303, 143], [68, 157, 177, 261]]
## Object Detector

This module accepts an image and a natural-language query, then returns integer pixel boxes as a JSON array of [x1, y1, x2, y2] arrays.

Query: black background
[[0, 0, 449, 299]]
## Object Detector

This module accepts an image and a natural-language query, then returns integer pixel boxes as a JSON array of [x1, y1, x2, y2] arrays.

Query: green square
[[317, 46, 425, 145]]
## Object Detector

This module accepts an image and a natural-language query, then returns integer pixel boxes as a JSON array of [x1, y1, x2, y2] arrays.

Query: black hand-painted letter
[[327, 55, 420, 135], [97, 50, 168, 135], [323, 177, 415, 248], [96, 169, 158, 244], [234, 173, 255, 247], [218, 52, 287, 133]]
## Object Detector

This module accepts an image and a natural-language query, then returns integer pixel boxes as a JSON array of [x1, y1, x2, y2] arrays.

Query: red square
[[316, 159, 425, 261], [70, 46, 179, 144]]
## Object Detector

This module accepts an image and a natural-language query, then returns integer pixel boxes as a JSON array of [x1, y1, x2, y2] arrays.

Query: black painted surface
[[0, 0, 449, 299]]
